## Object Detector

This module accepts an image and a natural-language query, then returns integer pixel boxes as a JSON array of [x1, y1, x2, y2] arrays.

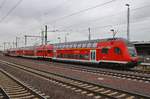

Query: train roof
[[8, 46, 39, 50], [36, 44, 53, 50], [53, 38, 130, 49], [54, 38, 128, 46]]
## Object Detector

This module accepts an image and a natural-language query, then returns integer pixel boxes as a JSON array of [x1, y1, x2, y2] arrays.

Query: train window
[[68, 45, 70, 48], [73, 43, 76, 48], [75, 43, 78, 48], [66, 45, 68, 48], [72, 44, 74, 48], [84, 54, 89, 59], [58, 45, 60, 48], [76, 44, 79, 48], [90, 43, 93, 48], [114, 47, 121, 54], [64, 45, 66, 48], [75, 54, 78, 59], [81, 44, 84, 48], [60, 54, 63, 58], [67, 54, 70, 58], [87, 43, 91, 48], [62, 44, 65, 48], [65, 44, 67, 48], [56, 45, 58, 49], [78, 43, 82, 48], [82, 43, 86, 48], [77, 43, 80, 48], [128, 47, 137, 57], [81, 43, 83, 48], [70, 44, 73, 48], [57, 45, 59, 48], [60, 45, 62, 48], [47, 50, 52, 53], [65, 54, 67, 58], [79, 55, 84, 59], [92, 43, 97, 48], [39, 50, 42, 53], [68, 44, 71, 48], [76, 44, 78, 48], [101, 48, 109, 54]]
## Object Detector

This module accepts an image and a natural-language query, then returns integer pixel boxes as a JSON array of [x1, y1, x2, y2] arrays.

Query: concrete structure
[[133, 41, 150, 56], [133, 41, 150, 63]]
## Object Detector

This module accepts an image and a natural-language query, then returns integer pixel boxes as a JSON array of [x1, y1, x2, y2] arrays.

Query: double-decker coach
[[35, 44, 53, 59], [53, 38, 139, 68]]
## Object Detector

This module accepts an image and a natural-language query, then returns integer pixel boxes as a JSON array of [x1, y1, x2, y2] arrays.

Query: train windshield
[[128, 47, 137, 57]]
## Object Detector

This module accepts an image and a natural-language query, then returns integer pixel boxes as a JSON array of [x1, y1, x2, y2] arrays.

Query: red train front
[[53, 38, 139, 68]]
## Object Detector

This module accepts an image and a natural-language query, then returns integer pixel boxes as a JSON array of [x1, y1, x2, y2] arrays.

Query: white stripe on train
[[53, 58, 128, 64], [18, 55, 128, 64]]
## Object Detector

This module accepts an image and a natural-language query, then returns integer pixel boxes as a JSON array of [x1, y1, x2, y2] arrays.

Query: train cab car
[[53, 38, 139, 68], [35, 44, 53, 59], [35, 45, 45, 58], [7, 48, 18, 56], [22, 46, 37, 58], [16, 48, 24, 57], [3, 50, 9, 56], [97, 38, 138, 68], [44, 44, 54, 59]]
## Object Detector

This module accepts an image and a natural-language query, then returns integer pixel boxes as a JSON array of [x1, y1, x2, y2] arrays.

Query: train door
[[53, 49, 57, 58], [90, 50, 96, 61]]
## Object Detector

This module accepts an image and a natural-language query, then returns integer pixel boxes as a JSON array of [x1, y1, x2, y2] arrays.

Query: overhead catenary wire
[[58, 3, 150, 30], [55, 15, 150, 34], [48, 0, 118, 23], [0, 0, 23, 23], [33, 0, 116, 33], [0, 0, 6, 10]]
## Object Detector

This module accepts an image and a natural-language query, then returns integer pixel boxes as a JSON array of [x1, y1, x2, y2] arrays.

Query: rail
[[140, 63, 150, 71], [0, 87, 9, 99], [0, 69, 49, 99], [0, 60, 150, 99]]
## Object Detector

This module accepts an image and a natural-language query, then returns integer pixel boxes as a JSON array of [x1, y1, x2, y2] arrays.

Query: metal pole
[[3, 42, 6, 51], [65, 35, 67, 43], [13, 42, 15, 48], [45, 25, 48, 45], [8, 42, 11, 49], [25, 35, 27, 46], [88, 27, 91, 41], [110, 29, 115, 39], [57, 37, 61, 43], [126, 4, 130, 41], [65, 33, 69, 43], [16, 37, 18, 48], [41, 31, 44, 45]]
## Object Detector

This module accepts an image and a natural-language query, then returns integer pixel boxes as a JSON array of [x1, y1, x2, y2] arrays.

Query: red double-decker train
[[4, 38, 139, 68]]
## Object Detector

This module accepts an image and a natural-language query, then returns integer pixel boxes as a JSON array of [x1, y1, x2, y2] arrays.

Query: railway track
[[0, 87, 9, 99], [50, 62, 150, 83], [0, 60, 149, 99], [2, 55, 150, 83], [0, 68, 49, 99], [13, 57, 150, 83]]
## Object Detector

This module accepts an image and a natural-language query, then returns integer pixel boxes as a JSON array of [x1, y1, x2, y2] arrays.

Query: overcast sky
[[0, 0, 150, 49]]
